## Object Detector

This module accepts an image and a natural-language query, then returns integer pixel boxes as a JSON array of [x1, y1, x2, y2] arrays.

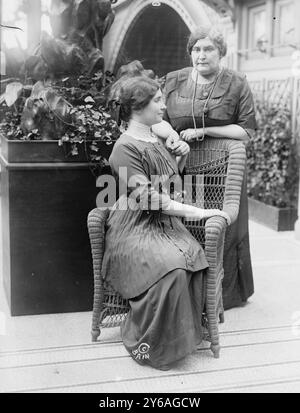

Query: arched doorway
[[114, 4, 191, 77]]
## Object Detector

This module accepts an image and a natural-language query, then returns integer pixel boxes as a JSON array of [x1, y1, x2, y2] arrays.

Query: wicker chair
[[87, 138, 246, 359]]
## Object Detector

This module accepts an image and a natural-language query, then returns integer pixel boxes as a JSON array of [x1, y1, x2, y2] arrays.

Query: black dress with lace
[[164, 67, 257, 309]]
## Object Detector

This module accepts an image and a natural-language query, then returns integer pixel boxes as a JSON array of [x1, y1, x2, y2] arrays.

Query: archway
[[114, 4, 191, 77]]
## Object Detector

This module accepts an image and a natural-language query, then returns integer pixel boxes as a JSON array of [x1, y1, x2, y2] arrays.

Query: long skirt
[[121, 268, 206, 370], [222, 169, 254, 309]]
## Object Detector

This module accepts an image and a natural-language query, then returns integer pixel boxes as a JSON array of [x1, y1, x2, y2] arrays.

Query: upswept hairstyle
[[118, 76, 160, 122], [116, 60, 155, 80], [187, 26, 227, 58], [108, 61, 158, 123]]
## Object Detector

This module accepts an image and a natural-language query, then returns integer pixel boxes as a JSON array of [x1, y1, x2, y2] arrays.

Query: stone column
[[292, 58, 300, 240], [27, 0, 41, 51], [0, 0, 5, 78]]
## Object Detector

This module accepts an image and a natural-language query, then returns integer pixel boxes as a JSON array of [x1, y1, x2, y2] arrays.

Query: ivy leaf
[[94, 131, 102, 138], [90, 144, 99, 152], [92, 112, 100, 120], [4, 82, 24, 107], [61, 135, 70, 142], [84, 96, 95, 103]]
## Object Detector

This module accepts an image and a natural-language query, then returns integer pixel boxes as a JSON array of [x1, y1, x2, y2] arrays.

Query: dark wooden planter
[[248, 197, 298, 231], [0, 135, 114, 163], [0, 134, 114, 316]]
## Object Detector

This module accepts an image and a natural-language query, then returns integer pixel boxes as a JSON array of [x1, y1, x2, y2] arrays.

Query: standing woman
[[102, 75, 230, 370], [163, 26, 257, 310]]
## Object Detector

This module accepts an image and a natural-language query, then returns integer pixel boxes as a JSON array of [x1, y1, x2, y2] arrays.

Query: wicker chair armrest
[[205, 215, 227, 274], [87, 208, 110, 281], [222, 141, 246, 224]]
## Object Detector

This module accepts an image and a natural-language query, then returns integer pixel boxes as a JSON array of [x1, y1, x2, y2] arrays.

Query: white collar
[[126, 120, 158, 142]]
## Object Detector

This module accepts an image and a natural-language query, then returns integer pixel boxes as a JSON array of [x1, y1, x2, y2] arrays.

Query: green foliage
[[247, 99, 299, 209], [31, 0, 115, 78], [0, 1, 119, 172], [0, 71, 120, 164], [58, 97, 120, 160]]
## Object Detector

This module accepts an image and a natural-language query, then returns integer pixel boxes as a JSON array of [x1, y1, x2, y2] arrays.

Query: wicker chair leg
[[210, 343, 221, 358], [206, 273, 221, 359], [207, 308, 220, 358], [91, 278, 105, 343], [219, 312, 225, 323], [208, 321, 220, 357], [91, 328, 101, 342]]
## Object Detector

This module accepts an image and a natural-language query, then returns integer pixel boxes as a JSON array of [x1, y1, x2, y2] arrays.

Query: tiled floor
[[1, 214, 300, 392]]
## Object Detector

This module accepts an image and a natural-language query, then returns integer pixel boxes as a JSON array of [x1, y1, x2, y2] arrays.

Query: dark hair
[[118, 76, 160, 122], [116, 60, 155, 80], [108, 60, 157, 123], [187, 26, 227, 58]]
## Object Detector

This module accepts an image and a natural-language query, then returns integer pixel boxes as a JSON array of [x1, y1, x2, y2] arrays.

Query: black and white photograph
[[0, 0, 300, 395]]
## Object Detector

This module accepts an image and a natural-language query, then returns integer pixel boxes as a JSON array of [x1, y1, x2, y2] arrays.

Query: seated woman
[[101, 75, 230, 370]]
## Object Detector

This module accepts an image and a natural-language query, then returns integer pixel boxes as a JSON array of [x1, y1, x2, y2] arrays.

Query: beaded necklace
[[191, 67, 223, 141]]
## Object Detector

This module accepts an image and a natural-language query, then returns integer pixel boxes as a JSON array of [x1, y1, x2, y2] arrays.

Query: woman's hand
[[180, 128, 203, 142], [165, 131, 180, 150], [151, 121, 182, 151], [168, 140, 190, 157], [188, 207, 231, 225]]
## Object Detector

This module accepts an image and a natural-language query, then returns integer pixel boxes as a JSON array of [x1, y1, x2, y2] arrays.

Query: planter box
[[248, 197, 298, 231], [0, 135, 114, 163], [0, 134, 114, 316]]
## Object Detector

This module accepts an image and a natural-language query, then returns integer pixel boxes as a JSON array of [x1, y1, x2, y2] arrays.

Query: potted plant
[[0, 73, 120, 165], [247, 98, 299, 231], [0, 0, 122, 316]]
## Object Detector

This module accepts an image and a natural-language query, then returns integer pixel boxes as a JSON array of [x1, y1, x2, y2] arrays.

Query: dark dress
[[102, 133, 209, 369], [164, 67, 257, 310]]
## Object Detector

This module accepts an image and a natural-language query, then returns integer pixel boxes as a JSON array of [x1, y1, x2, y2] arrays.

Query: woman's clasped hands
[[167, 139, 190, 156], [180, 128, 204, 142], [151, 120, 190, 156]]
